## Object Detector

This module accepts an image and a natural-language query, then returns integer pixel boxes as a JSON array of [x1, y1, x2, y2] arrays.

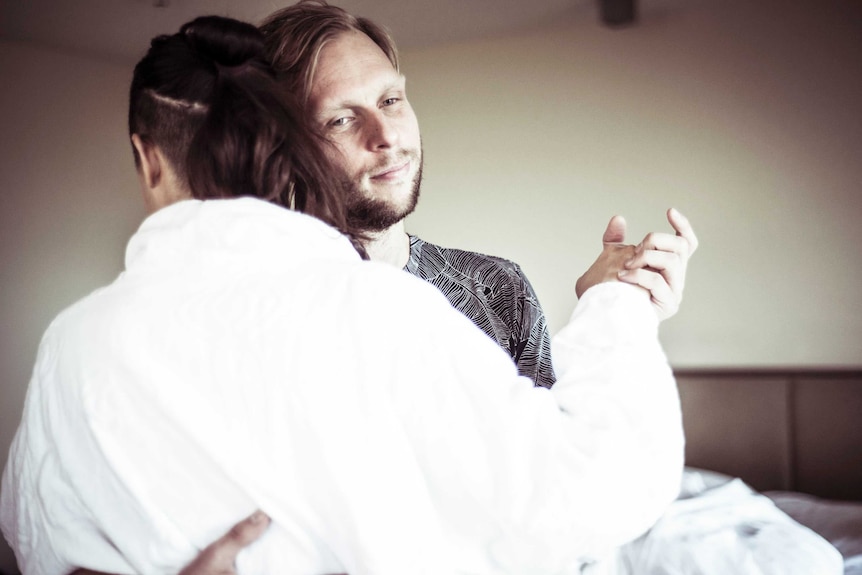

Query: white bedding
[[616, 468, 844, 575], [766, 491, 862, 575]]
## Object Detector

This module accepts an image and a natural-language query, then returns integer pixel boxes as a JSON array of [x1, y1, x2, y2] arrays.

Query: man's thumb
[[602, 215, 627, 245]]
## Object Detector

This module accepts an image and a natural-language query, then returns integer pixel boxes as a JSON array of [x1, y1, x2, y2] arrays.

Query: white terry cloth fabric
[[1, 197, 683, 575]]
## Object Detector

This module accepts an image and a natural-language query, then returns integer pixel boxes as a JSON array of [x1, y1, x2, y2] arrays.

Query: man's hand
[[178, 510, 271, 575], [70, 511, 349, 575], [575, 215, 637, 298], [178, 510, 347, 575], [69, 511, 271, 575], [576, 208, 698, 321]]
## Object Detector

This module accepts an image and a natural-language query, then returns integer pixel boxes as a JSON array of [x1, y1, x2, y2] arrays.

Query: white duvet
[[617, 468, 844, 575]]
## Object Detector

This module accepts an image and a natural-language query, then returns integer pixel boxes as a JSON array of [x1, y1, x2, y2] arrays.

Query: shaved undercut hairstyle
[[128, 15, 367, 256]]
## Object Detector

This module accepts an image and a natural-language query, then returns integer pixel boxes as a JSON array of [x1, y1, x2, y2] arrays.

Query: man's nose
[[365, 111, 398, 150]]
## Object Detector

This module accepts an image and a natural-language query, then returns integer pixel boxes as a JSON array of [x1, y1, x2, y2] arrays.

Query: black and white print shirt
[[404, 235, 556, 389]]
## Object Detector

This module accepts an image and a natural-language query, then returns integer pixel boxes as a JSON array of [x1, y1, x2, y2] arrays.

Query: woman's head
[[128, 15, 366, 255]]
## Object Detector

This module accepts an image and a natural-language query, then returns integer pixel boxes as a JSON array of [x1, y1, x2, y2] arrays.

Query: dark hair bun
[[180, 15, 266, 69]]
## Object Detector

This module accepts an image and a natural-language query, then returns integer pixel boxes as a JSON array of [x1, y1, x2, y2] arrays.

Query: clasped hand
[[575, 208, 698, 321]]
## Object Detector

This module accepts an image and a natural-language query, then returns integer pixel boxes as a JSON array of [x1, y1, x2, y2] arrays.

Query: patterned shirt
[[404, 235, 556, 388]]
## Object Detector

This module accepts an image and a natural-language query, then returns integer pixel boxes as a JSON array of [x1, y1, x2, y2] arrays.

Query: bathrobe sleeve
[[378, 280, 684, 573]]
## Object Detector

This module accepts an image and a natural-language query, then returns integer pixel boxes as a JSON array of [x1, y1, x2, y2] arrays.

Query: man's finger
[[602, 215, 627, 245], [217, 510, 270, 556], [179, 511, 270, 575], [626, 249, 680, 276]]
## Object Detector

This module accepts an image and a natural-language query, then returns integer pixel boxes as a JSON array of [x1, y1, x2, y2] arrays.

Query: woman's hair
[[128, 15, 367, 257], [259, 0, 399, 104]]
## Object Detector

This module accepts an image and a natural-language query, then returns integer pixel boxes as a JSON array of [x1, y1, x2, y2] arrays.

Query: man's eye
[[382, 98, 399, 107]]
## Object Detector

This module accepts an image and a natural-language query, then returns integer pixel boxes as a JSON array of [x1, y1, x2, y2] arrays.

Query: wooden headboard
[[674, 368, 862, 501]]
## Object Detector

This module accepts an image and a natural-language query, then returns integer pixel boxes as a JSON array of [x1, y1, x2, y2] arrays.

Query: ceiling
[[0, 0, 603, 64]]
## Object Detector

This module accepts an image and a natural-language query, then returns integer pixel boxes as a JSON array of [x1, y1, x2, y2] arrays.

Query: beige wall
[[402, 0, 862, 368], [0, 42, 142, 572], [1, 0, 860, 570]]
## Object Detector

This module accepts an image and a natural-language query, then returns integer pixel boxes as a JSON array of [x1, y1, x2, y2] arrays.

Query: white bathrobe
[[1, 198, 683, 575]]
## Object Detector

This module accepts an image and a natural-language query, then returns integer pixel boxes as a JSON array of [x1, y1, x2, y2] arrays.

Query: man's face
[[308, 31, 423, 232]]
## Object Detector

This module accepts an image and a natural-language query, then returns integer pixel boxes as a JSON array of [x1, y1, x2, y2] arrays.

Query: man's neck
[[363, 221, 410, 268]]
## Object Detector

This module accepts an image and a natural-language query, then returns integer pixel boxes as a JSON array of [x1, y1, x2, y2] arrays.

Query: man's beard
[[343, 152, 423, 233]]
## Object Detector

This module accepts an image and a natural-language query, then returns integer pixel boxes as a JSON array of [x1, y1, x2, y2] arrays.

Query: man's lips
[[370, 161, 410, 181]]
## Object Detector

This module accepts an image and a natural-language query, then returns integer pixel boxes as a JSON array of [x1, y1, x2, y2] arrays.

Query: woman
[[70, 15, 354, 575], [3, 15, 369, 573]]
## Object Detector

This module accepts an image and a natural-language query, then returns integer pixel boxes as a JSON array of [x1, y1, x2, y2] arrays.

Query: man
[[258, 0, 697, 391]]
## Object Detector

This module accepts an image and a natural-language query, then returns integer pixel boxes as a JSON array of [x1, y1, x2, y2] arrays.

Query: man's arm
[[576, 208, 699, 321]]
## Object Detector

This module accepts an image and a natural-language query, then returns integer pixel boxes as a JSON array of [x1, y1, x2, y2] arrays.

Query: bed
[[625, 368, 862, 575]]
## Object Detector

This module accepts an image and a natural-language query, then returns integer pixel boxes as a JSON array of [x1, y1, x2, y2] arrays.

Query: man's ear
[[131, 134, 162, 190]]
